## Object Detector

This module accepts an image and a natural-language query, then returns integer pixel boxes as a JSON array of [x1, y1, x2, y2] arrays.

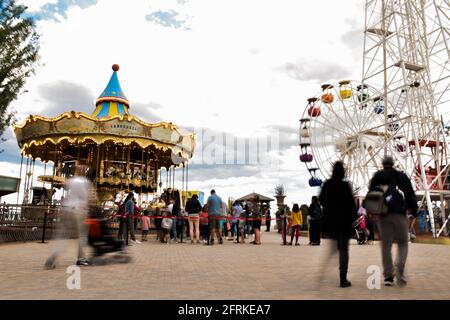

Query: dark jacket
[[185, 198, 202, 215], [319, 179, 357, 238], [369, 167, 418, 216], [308, 202, 322, 220]]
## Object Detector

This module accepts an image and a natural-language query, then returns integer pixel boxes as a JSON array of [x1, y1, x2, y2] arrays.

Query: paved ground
[[0, 231, 449, 300]]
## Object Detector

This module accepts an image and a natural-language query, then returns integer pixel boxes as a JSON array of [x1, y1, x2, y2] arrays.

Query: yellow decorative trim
[[96, 97, 130, 106], [13, 111, 189, 138], [19, 134, 193, 159]]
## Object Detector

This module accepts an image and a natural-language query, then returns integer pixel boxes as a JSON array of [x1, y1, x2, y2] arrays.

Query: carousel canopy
[[13, 65, 196, 166]]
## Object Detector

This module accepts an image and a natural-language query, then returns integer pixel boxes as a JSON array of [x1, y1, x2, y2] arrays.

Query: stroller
[[86, 206, 131, 265], [353, 215, 368, 245]]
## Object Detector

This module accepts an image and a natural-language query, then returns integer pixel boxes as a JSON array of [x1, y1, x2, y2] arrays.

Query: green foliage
[[274, 184, 286, 196], [0, 0, 39, 142]]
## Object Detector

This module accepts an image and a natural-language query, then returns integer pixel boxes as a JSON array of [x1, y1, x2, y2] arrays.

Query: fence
[[0, 204, 61, 243]]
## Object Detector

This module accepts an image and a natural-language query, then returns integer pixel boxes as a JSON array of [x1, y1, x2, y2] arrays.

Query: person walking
[[319, 161, 357, 288], [368, 156, 418, 287], [185, 194, 202, 244], [308, 196, 323, 246], [44, 168, 94, 269], [206, 190, 223, 245], [290, 203, 303, 246]]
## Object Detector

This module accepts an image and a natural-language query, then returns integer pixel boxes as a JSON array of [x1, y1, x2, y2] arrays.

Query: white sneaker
[[132, 240, 142, 244]]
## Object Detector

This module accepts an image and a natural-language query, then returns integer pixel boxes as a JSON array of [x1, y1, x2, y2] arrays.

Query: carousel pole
[[96, 144, 101, 184], [42, 162, 47, 190], [173, 166, 175, 189], [180, 162, 185, 243], [186, 161, 189, 194], [22, 157, 29, 204], [29, 159, 35, 203], [166, 167, 169, 190], [16, 154, 24, 205], [141, 147, 144, 204]]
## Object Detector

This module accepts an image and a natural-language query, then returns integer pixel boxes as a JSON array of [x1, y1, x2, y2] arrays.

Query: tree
[[0, 0, 39, 144]]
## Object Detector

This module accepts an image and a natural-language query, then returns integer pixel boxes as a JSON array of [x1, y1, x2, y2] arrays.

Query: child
[[141, 211, 150, 242], [161, 210, 173, 244]]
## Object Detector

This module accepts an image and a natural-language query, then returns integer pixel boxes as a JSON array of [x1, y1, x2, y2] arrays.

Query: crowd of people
[[45, 156, 419, 290]]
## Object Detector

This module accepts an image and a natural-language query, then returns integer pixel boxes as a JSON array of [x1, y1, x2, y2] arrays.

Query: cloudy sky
[[1, 0, 365, 207]]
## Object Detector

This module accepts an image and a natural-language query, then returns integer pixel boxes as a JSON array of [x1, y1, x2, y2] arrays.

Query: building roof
[[236, 192, 274, 202]]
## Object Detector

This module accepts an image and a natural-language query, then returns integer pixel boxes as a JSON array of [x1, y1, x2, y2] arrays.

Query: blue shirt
[[207, 194, 222, 216], [125, 199, 134, 215]]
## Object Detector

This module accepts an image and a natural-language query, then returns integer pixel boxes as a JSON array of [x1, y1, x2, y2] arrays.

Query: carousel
[[13, 64, 196, 205]]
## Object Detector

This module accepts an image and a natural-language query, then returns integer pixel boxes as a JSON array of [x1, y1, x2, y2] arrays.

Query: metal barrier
[[0, 204, 181, 244], [0, 204, 61, 243]]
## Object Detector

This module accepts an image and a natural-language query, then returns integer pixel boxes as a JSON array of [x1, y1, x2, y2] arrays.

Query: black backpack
[[383, 181, 406, 214]]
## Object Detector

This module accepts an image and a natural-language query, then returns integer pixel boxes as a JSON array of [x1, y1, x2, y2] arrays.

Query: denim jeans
[[231, 221, 238, 237], [171, 217, 178, 240]]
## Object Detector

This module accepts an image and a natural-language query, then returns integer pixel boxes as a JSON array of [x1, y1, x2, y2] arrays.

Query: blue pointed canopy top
[[95, 64, 129, 107], [93, 64, 131, 118]]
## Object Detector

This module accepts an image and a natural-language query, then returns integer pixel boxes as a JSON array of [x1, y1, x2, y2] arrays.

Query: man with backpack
[[368, 156, 418, 287]]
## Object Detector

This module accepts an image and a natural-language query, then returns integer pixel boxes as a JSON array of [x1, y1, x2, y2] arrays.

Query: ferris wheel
[[299, 80, 408, 194], [299, 0, 450, 237]]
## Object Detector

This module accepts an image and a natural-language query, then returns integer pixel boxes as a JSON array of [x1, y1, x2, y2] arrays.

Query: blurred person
[[308, 196, 323, 245], [368, 156, 418, 286], [186, 194, 202, 244], [290, 203, 303, 246], [44, 166, 94, 269], [206, 189, 223, 245], [319, 161, 357, 288]]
